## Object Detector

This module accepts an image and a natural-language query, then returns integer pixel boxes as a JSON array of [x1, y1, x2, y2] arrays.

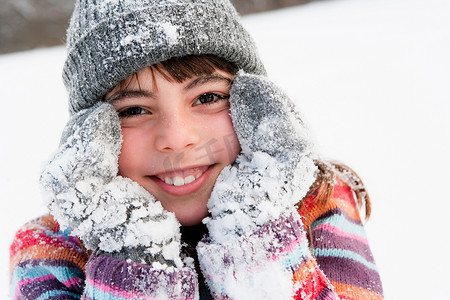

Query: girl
[[9, 0, 383, 299]]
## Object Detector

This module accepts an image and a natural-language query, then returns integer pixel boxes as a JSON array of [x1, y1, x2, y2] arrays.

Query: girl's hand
[[40, 102, 183, 267], [205, 72, 317, 243]]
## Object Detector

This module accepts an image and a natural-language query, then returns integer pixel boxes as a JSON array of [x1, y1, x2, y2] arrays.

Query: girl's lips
[[150, 165, 213, 196]]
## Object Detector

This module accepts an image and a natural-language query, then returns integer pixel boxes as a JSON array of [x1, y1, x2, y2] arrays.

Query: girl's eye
[[118, 106, 150, 118], [194, 93, 229, 106]]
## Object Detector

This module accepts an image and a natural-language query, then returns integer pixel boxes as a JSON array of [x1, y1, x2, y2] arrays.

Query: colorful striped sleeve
[[10, 215, 199, 300], [9, 214, 88, 300], [299, 179, 384, 300]]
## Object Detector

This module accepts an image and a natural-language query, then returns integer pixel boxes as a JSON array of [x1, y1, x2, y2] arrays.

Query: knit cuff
[[197, 212, 321, 299], [84, 254, 198, 299]]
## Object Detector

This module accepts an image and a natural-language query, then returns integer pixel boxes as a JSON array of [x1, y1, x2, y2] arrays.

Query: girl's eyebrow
[[106, 90, 155, 103], [185, 74, 232, 90], [106, 74, 231, 102]]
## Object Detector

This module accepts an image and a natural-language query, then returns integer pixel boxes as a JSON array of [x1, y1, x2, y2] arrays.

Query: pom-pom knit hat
[[63, 0, 266, 114]]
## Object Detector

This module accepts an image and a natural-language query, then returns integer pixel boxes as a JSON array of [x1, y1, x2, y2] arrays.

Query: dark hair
[[153, 55, 238, 82]]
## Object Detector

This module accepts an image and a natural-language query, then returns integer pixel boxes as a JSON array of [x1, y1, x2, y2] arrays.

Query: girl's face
[[106, 67, 240, 226]]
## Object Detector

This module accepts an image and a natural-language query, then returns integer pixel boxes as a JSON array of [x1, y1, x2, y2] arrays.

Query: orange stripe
[[19, 214, 59, 233], [292, 258, 317, 282], [292, 258, 333, 299], [10, 244, 87, 276]]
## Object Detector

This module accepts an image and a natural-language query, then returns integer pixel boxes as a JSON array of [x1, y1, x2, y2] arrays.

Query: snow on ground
[[1, 0, 449, 298]]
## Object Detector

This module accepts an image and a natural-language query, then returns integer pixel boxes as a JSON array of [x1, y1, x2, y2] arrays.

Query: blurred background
[[0, 0, 316, 54]]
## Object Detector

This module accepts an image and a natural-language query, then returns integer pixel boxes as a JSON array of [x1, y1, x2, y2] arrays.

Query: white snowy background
[[1, 0, 449, 298]]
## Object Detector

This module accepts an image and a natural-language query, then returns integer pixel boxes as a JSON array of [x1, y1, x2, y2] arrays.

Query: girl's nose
[[154, 111, 201, 153]]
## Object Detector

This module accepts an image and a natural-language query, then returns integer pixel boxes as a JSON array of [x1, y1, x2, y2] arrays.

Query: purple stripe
[[86, 254, 198, 298], [311, 227, 375, 263], [316, 256, 383, 295], [200, 213, 307, 259], [47, 295, 79, 300], [43, 294, 81, 300], [20, 278, 76, 300], [17, 258, 84, 270], [258, 213, 306, 253], [16, 259, 85, 295]]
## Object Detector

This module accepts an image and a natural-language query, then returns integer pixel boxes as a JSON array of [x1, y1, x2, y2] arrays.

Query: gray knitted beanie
[[63, 0, 266, 114]]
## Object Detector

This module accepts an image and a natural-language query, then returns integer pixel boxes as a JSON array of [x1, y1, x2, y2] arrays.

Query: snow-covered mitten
[[205, 72, 317, 242], [198, 73, 337, 299], [40, 102, 185, 268]]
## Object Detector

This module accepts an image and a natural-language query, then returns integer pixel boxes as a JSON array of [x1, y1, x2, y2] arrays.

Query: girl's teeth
[[173, 176, 184, 186], [184, 175, 195, 184], [158, 172, 207, 186], [163, 174, 201, 186]]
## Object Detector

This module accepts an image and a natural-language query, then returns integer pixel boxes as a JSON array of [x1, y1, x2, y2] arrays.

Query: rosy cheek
[[225, 132, 241, 163], [117, 128, 141, 177], [217, 112, 241, 163]]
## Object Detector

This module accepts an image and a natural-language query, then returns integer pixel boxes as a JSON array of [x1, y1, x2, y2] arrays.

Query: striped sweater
[[9, 179, 383, 299]]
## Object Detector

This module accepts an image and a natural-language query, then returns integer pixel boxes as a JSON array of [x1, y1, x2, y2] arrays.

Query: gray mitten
[[40, 102, 183, 267], [205, 72, 317, 244]]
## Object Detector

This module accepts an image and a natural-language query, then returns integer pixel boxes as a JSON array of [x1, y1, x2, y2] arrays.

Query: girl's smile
[[105, 66, 240, 226], [151, 164, 214, 196]]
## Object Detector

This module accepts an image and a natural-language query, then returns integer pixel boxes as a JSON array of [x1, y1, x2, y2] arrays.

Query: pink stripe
[[14, 274, 54, 300], [87, 278, 141, 299], [269, 233, 307, 262], [315, 224, 368, 245], [62, 276, 82, 287]]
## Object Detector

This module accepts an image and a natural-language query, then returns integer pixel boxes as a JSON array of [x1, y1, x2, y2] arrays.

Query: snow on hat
[[63, 0, 266, 114]]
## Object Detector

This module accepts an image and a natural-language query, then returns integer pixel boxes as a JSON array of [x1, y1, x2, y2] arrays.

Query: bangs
[[153, 55, 238, 83]]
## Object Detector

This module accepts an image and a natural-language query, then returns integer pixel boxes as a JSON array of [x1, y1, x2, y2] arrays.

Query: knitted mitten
[[198, 73, 338, 299], [205, 72, 317, 243], [40, 102, 185, 268]]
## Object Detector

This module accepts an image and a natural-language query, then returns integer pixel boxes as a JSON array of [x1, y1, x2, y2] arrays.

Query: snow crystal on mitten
[[40, 102, 183, 267], [205, 72, 317, 244]]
